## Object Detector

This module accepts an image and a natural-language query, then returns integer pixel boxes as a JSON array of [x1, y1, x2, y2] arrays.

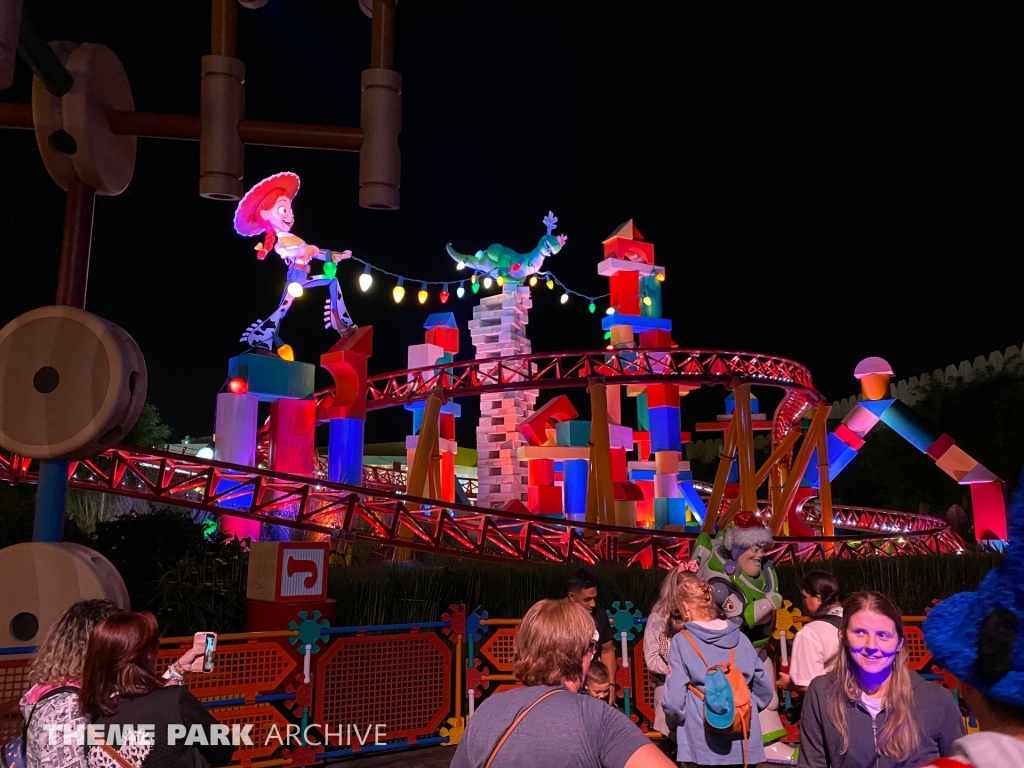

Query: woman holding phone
[[80, 612, 232, 768]]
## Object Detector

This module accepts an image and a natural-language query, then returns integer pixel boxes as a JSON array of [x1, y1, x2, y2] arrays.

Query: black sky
[[2, 2, 1023, 446]]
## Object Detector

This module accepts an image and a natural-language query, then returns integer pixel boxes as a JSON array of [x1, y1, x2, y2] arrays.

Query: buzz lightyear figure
[[691, 511, 796, 765]]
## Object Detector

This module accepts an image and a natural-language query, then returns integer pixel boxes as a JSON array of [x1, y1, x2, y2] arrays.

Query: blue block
[[637, 391, 649, 431], [654, 497, 687, 528], [677, 468, 692, 482], [602, 313, 673, 332], [724, 392, 759, 415], [858, 398, 896, 418], [563, 459, 588, 520], [880, 400, 942, 453], [554, 461, 563, 473], [424, 312, 458, 329], [804, 442, 859, 487], [404, 401, 462, 416], [228, 353, 315, 402], [678, 480, 706, 524], [556, 420, 592, 448], [648, 406, 681, 453], [630, 469, 656, 481], [328, 418, 364, 485]]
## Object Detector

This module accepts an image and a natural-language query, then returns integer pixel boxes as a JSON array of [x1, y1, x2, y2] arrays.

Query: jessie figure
[[234, 172, 355, 350]]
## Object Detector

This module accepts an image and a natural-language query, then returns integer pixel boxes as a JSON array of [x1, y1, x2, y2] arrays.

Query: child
[[584, 660, 612, 702], [660, 574, 774, 767]]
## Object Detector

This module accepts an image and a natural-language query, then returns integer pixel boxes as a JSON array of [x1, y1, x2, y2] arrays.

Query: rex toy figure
[[446, 211, 567, 284]]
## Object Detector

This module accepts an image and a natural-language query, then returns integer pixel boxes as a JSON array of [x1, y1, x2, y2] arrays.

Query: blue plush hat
[[923, 467, 1024, 708]]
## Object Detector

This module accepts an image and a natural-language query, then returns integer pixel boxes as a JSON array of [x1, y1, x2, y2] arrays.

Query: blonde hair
[[667, 573, 721, 635], [513, 599, 594, 687], [29, 600, 119, 685], [827, 592, 921, 762]]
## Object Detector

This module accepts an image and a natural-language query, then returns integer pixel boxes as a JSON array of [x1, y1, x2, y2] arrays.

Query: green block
[[637, 391, 650, 431], [640, 275, 662, 318], [556, 420, 592, 448], [228, 352, 315, 402]]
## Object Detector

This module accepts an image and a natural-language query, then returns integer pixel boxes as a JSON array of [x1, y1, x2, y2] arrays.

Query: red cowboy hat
[[233, 172, 301, 236]]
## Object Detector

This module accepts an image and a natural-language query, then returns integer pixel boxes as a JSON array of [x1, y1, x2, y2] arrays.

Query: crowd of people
[[8, 527, 1023, 768]]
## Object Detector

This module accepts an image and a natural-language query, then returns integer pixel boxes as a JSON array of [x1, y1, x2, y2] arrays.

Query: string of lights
[[329, 252, 613, 312]]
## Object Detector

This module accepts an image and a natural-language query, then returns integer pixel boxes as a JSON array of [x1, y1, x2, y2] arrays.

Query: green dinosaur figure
[[446, 211, 567, 284]]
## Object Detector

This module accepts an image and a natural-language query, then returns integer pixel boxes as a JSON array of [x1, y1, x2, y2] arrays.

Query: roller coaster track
[[0, 447, 967, 567]]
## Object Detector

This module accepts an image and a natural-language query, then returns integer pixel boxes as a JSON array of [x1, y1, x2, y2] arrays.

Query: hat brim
[[705, 704, 735, 730], [234, 172, 300, 236]]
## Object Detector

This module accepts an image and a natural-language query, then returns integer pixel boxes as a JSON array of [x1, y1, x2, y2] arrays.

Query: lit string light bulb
[[588, 302, 596, 313], [440, 283, 450, 303], [560, 293, 569, 305], [418, 283, 429, 304], [605, 307, 615, 315], [456, 281, 466, 299], [456, 260, 466, 270], [655, 272, 665, 282], [483, 276, 493, 289], [287, 281, 304, 298], [496, 275, 504, 287], [643, 296, 653, 306], [393, 276, 405, 303], [529, 276, 538, 287], [359, 264, 373, 292], [546, 278, 554, 290]]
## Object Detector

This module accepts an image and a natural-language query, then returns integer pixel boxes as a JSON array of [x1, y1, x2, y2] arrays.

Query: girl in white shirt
[[780, 571, 844, 692]]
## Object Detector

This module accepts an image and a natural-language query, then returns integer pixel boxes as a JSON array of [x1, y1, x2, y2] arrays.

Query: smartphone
[[203, 633, 216, 672]]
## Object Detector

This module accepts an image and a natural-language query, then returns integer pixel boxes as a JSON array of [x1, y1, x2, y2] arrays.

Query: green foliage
[[0, 484, 97, 549], [95, 507, 208, 609], [155, 534, 249, 635], [833, 357, 1024, 524], [123, 401, 172, 448], [327, 552, 1001, 625]]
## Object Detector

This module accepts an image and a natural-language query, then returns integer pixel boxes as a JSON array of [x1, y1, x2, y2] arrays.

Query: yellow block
[[626, 385, 646, 397], [610, 325, 633, 346], [654, 450, 680, 475], [935, 445, 979, 482], [614, 500, 636, 528]]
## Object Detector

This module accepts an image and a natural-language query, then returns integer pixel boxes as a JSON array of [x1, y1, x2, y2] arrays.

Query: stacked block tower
[[405, 314, 461, 503], [599, 221, 697, 530], [470, 285, 537, 507]]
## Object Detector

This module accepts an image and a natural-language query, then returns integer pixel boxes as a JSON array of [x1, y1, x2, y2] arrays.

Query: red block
[[639, 329, 674, 348], [647, 384, 680, 409], [519, 395, 579, 446], [925, 433, 956, 460], [604, 234, 655, 264], [528, 458, 555, 487], [635, 432, 651, 461], [319, 327, 373, 421], [971, 481, 1008, 541], [610, 271, 641, 316], [528, 485, 563, 514], [611, 447, 628, 483], [425, 326, 459, 354], [269, 398, 316, 476], [440, 412, 456, 440], [248, 597, 336, 632], [441, 450, 455, 503], [635, 480, 655, 527], [833, 423, 866, 451]]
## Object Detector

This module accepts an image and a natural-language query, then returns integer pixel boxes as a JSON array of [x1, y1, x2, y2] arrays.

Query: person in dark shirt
[[79, 612, 233, 768], [567, 569, 617, 703]]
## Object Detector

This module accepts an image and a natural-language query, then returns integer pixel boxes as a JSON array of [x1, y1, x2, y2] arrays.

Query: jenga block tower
[[470, 285, 537, 507]]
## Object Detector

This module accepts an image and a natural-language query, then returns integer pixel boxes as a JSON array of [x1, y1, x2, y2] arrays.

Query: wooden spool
[[0, 306, 148, 460], [0, 542, 130, 649]]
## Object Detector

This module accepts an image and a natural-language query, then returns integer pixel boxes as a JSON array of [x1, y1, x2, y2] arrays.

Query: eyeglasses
[[586, 640, 598, 656]]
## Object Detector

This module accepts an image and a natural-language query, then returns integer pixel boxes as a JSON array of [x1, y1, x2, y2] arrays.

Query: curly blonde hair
[[29, 600, 119, 685], [667, 573, 721, 636]]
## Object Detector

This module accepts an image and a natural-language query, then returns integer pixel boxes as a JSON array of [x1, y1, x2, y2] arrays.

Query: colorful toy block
[[840, 403, 882, 437], [638, 328, 674, 348], [833, 423, 866, 451], [607, 385, 623, 425], [602, 220, 655, 263], [647, 384, 680, 409], [654, 450, 680, 475], [724, 391, 759, 415], [678, 480, 706, 524], [229, 352, 315, 403], [518, 445, 591, 461], [609, 324, 634, 346], [407, 342, 446, 371], [654, 497, 687, 529], [654, 472, 680, 498], [925, 433, 956, 460], [423, 312, 458, 329], [327, 417, 364, 485], [611, 448, 628, 483], [268, 398, 316, 476], [959, 464, 1001, 484], [424, 326, 459, 354], [518, 395, 579, 446], [879, 400, 942, 453], [528, 458, 555, 487], [637, 391, 650, 432], [528, 485, 563, 514], [640, 274, 662, 318], [614, 500, 636, 528], [319, 326, 373, 421], [602, 313, 671, 332], [858, 398, 897, 419], [634, 431, 651, 461], [934, 445, 979, 482], [556, 420, 592, 448], [970, 481, 1007, 541], [440, 412, 456, 440], [563, 458, 589, 520], [648, 406, 682, 453], [214, 392, 258, 466]]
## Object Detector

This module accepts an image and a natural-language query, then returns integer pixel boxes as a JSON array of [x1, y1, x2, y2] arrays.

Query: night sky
[[2, 3, 1023, 448]]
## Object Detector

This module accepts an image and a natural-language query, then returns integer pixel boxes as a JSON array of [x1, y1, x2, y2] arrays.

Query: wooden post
[[717, 428, 801, 530], [733, 384, 757, 514], [701, 414, 737, 534], [587, 383, 616, 527], [770, 406, 830, 534]]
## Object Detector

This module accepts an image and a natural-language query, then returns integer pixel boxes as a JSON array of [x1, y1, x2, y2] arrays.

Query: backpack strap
[[680, 631, 708, 666], [484, 688, 565, 768]]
